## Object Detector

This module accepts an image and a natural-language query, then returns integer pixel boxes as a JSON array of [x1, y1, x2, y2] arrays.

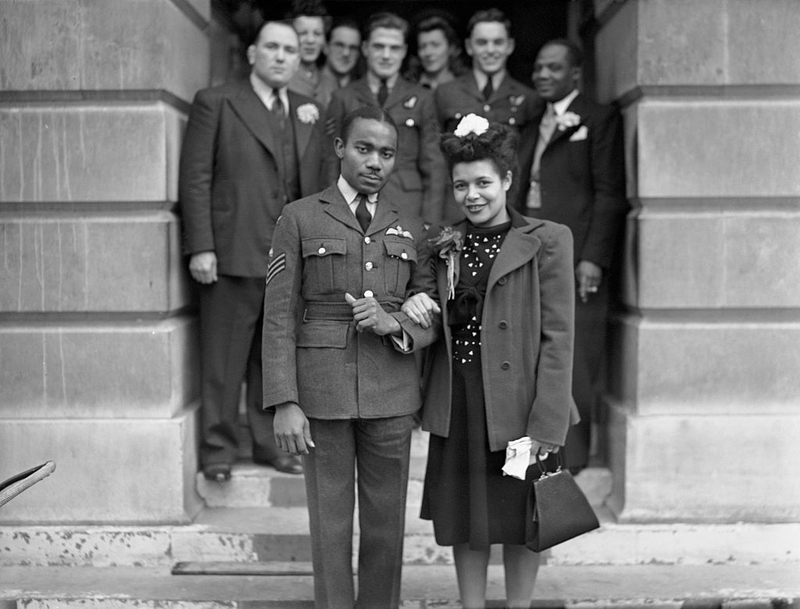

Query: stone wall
[[595, 0, 800, 522], [0, 0, 213, 523]]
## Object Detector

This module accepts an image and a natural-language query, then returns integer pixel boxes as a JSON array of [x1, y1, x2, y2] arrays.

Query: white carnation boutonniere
[[555, 111, 581, 131], [428, 227, 464, 300], [403, 95, 418, 109], [454, 113, 490, 138], [296, 103, 320, 125]]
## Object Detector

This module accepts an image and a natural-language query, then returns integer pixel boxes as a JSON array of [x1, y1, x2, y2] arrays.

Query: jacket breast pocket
[[301, 237, 347, 294], [383, 239, 417, 296]]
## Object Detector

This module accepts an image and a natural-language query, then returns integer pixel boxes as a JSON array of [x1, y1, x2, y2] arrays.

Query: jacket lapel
[[228, 81, 281, 161], [351, 78, 378, 106], [287, 91, 315, 158], [547, 92, 585, 148], [383, 77, 413, 110], [487, 215, 544, 291], [460, 74, 484, 103], [367, 195, 401, 236], [320, 186, 362, 232]]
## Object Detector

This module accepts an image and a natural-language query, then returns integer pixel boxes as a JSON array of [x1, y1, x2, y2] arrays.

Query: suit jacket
[[421, 209, 579, 452], [321, 77, 447, 225], [513, 92, 627, 269], [435, 73, 541, 135], [262, 185, 439, 419], [179, 80, 325, 277]]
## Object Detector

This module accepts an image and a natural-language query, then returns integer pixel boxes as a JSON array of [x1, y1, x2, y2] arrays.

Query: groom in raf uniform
[[179, 20, 324, 480], [514, 38, 628, 472], [263, 106, 439, 609]]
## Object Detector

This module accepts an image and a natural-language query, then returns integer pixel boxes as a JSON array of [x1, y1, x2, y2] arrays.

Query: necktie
[[355, 193, 371, 233], [271, 88, 285, 127], [531, 104, 557, 181], [482, 78, 494, 101], [377, 79, 389, 107]]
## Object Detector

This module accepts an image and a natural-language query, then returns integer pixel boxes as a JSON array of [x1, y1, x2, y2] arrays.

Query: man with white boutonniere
[[179, 20, 324, 482], [514, 38, 629, 474]]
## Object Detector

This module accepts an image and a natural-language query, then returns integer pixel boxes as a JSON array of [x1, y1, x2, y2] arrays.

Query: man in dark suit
[[322, 12, 446, 226], [263, 106, 438, 609], [179, 20, 324, 481], [513, 38, 628, 472], [434, 8, 540, 135]]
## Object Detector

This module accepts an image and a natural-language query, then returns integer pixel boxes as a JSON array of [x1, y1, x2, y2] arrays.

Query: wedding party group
[[178, 0, 627, 606]]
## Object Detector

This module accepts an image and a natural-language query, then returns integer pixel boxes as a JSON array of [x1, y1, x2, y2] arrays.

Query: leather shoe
[[203, 463, 231, 482], [254, 454, 303, 475]]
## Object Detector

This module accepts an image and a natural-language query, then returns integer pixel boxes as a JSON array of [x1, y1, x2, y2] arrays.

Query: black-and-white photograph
[[1, 0, 799, 606]]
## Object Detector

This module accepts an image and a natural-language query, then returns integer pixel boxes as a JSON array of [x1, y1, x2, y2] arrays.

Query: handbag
[[525, 453, 600, 552]]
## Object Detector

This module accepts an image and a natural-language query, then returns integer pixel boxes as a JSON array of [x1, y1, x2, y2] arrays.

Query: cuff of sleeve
[[390, 328, 412, 352]]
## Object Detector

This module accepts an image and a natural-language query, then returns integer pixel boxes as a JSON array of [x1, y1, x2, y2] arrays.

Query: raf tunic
[[434, 72, 541, 135]]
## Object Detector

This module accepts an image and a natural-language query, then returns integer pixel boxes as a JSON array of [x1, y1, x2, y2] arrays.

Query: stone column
[[594, 0, 800, 522], [0, 0, 211, 523]]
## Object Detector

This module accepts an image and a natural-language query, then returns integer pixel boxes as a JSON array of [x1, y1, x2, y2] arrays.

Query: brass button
[[365, 261, 373, 271], [483, 104, 491, 112], [400, 251, 408, 260], [364, 236, 371, 244], [405, 118, 415, 127], [364, 290, 374, 298], [318, 246, 326, 254]]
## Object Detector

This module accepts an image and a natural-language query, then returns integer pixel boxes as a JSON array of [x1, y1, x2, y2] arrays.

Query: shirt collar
[[250, 73, 290, 112], [552, 88, 579, 116], [337, 175, 379, 205], [472, 68, 506, 93]]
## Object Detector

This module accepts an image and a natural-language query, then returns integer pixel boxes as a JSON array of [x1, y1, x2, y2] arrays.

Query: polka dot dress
[[421, 221, 534, 549], [452, 223, 510, 364]]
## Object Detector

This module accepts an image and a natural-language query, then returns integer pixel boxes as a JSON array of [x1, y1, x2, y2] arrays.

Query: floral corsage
[[555, 111, 581, 131], [429, 227, 464, 300], [296, 103, 320, 124]]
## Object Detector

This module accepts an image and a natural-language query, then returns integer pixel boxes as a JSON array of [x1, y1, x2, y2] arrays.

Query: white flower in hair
[[454, 113, 490, 138]]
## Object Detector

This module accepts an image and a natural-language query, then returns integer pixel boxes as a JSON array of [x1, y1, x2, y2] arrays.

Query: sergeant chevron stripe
[[266, 253, 286, 286]]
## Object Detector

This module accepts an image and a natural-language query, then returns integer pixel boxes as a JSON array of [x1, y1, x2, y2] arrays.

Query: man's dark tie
[[271, 88, 285, 127], [482, 78, 494, 101], [377, 79, 389, 107], [355, 193, 371, 233]]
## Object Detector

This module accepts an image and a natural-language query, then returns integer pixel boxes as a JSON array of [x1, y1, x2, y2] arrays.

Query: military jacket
[[435, 73, 541, 135], [262, 185, 440, 419]]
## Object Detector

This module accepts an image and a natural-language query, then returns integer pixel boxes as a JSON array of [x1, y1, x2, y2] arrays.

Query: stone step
[[1, 563, 798, 608], [3, 504, 799, 569], [202, 428, 614, 509]]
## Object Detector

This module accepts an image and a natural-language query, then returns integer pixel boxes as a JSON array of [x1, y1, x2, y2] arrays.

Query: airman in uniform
[[435, 8, 540, 135], [322, 12, 446, 226]]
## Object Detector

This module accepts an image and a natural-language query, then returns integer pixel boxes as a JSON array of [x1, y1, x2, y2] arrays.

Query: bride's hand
[[400, 293, 441, 328]]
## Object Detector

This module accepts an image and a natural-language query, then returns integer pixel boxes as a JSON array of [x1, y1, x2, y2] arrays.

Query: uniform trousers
[[304, 415, 414, 609], [198, 275, 282, 466]]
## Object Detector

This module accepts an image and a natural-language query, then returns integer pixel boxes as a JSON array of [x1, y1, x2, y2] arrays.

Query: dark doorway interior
[[218, 0, 571, 84]]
